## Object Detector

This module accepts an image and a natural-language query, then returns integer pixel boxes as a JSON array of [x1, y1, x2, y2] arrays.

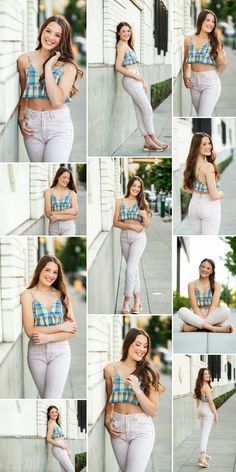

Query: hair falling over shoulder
[[196, 9, 223, 61], [125, 176, 152, 217], [193, 368, 212, 400]]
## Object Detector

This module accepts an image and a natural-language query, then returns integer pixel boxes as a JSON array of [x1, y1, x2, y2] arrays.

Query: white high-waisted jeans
[[52, 442, 75, 472], [120, 229, 146, 298], [28, 340, 71, 398], [111, 412, 155, 472], [24, 107, 74, 162], [122, 69, 154, 136], [190, 70, 221, 117], [197, 403, 214, 453], [188, 193, 221, 235], [49, 220, 76, 235], [178, 306, 230, 329]]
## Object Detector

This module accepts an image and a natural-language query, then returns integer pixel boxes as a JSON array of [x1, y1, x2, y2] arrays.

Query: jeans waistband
[[192, 192, 212, 200], [113, 412, 150, 421], [26, 107, 69, 118], [191, 70, 217, 77]]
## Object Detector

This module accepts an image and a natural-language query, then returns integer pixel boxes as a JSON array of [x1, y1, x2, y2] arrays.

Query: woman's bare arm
[[205, 163, 224, 200], [113, 199, 144, 232], [188, 282, 206, 316], [115, 44, 143, 80]]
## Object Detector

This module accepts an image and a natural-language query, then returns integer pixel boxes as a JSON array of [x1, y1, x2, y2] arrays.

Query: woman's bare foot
[[149, 134, 169, 149], [181, 323, 198, 332], [144, 136, 164, 151], [203, 322, 234, 333]]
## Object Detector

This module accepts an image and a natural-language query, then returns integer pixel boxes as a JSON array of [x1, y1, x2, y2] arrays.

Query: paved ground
[[174, 392, 236, 471], [115, 213, 172, 314], [63, 285, 86, 398], [146, 373, 172, 472], [173, 309, 236, 354], [70, 67, 86, 163], [112, 94, 172, 157], [215, 45, 236, 117], [174, 157, 236, 235], [76, 184, 86, 236]]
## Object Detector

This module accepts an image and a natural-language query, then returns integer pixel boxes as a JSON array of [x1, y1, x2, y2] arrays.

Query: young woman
[[20, 255, 77, 398], [183, 9, 227, 117], [115, 22, 168, 152], [45, 167, 78, 235], [113, 176, 151, 314], [194, 368, 218, 468], [182, 132, 223, 235], [46, 405, 75, 472], [178, 258, 232, 333], [104, 328, 163, 472], [17, 16, 83, 162]]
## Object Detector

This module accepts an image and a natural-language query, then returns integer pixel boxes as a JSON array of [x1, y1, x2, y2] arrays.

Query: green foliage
[[64, 0, 86, 36], [214, 388, 236, 410], [181, 190, 191, 218], [173, 291, 191, 312], [145, 316, 172, 350], [151, 78, 172, 110], [206, 0, 236, 22], [218, 155, 233, 174], [56, 237, 86, 272], [77, 164, 86, 183], [75, 452, 86, 471], [224, 237, 236, 276], [220, 284, 233, 306], [135, 159, 172, 193]]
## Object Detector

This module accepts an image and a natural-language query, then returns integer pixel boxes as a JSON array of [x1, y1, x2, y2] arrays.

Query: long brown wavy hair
[[51, 167, 77, 193], [195, 10, 222, 61], [116, 22, 134, 50], [199, 258, 216, 295], [121, 328, 164, 396], [125, 176, 152, 217], [183, 132, 220, 190], [194, 368, 212, 400], [47, 405, 61, 427], [27, 255, 72, 320], [36, 16, 83, 96]]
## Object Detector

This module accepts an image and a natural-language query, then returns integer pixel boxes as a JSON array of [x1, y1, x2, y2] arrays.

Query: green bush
[[181, 190, 191, 218], [151, 78, 172, 109], [173, 291, 191, 312], [218, 155, 233, 174], [75, 452, 86, 472], [214, 388, 236, 410]]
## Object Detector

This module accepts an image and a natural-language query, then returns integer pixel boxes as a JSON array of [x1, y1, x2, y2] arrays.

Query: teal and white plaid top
[[123, 48, 139, 66], [192, 179, 220, 193], [22, 57, 71, 102], [186, 42, 216, 65], [195, 286, 212, 307], [200, 394, 209, 403], [32, 296, 64, 326], [51, 191, 72, 211], [109, 371, 143, 405], [119, 200, 142, 222], [52, 423, 65, 439]]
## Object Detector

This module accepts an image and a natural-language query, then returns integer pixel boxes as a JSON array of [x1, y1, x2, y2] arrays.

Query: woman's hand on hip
[[129, 223, 144, 233], [31, 332, 51, 345], [62, 321, 77, 333], [105, 419, 122, 438], [142, 80, 148, 93], [183, 76, 193, 88], [45, 51, 61, 69], [18, 118, 34, 138]]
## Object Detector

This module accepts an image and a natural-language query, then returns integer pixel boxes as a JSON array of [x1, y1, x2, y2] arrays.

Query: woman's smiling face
[[41, 22, 62, 51]]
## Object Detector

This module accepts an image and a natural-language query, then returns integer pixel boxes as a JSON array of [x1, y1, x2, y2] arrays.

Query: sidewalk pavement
[[173, 309, 236, 354], [146, 373, 172, 472], [63, 285, 86, 398], [70, 67, 86, 162], [115, 213, 172, 314], [215, 45, 236, 117], [77, 184, 86, 235], [174, 157, 236, 235], [174, 392, 236, 471], [112, 94, 172, 157]]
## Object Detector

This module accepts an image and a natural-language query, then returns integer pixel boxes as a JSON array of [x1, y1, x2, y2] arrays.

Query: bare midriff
[[114, 402, 144, 414], [27, 97, 67, 111], [125, 64, 139, 70], [191, 63, 216, 72]]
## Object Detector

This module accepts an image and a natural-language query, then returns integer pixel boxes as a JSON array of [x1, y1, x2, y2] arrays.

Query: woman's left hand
[[45, 51, 61, 69], [67, 448, 72, 459], [142, 80, 148, 93], [50, 213, 59, 222], [126, 374, 141, 394], [138, 209, 148, 219], [31, 332, 50, 345]]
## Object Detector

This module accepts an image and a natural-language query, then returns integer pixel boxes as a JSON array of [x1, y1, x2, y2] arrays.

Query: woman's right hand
[[218, 191, 224, 200], [18, 117, 34, 138], [183, 76, 192, 88], [61, 321, 77, 333], [129, 223, 144, 233], [214, 413, 219, 423], [105, 418, 121, 437]]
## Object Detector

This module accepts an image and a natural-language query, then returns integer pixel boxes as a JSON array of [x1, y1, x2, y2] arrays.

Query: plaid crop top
[[52, 423, 65, 439], [119, 200, 142, 222], [30, 291, 65, 326], [22, 56, 71, 102], [50, 191, 72, 211], [192, 179, 220, 193], [200, 394, 209, 403], [186, 42, 216, 65], [122, 48, 139, 66], [109, 365, 144, 405], [195, 285, 212, 307]]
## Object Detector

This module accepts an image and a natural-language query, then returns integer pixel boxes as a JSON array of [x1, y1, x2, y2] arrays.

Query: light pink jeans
[[49, 220, 76, 235], [190, 70, 221, 117], [197, 403, 214, 453], [23, 107, 74, 162], [120, 229, 146, 297], [188, 193, 221, 235], [178, 306, 230, 329], [52, 443, 75, 472], [122, 69, 154, 136], [28, 340, 71, 398], [111, 412, 155, 472]]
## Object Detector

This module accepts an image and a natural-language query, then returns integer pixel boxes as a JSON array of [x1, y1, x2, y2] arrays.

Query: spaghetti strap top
[[108, 363, 143, 406], [118, 199, 142, 222], [192, 162, 220, 193], [52, 423, 65, 439], [22, 55, 72, 102], [200, 394, 209, 403], [50, 190, 72, 211], [122, 48, 139, 66], [29, 290, 65, 326], [186, 37, 216, 65], [195, 282, 212, 307]]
